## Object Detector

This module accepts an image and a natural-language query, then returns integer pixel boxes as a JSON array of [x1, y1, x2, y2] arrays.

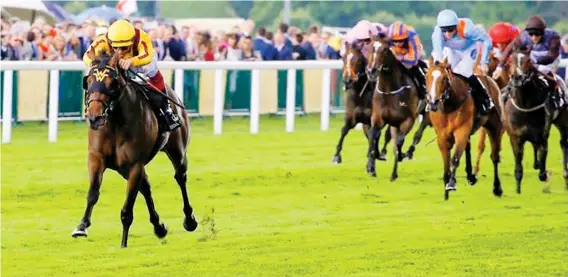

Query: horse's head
[[508, 51, 535, 88], [342, 41, 367, 86], [83, 51, 122, 130], [426, 56, 453, 111], [366, 37, 395, 80]]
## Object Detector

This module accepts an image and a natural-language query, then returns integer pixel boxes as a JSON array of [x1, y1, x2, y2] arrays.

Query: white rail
[[0, 60, 343, 143]]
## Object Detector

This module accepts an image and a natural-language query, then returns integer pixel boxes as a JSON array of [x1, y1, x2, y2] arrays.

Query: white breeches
[[442, 44, 478, 78], [534, 55, 561, 75], [131, 54, 159, 78]]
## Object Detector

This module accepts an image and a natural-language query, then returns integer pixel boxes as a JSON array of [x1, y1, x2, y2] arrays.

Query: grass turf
[[1, 115, 567, 277]]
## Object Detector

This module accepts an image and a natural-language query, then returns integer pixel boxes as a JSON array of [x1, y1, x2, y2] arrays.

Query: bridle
[[83, 65, 121, 118]]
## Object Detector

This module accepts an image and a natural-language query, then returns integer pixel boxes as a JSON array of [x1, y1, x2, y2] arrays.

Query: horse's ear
[[442, 57, 449, 68], [428, 56, 434, 67], [82, 76, 89, 90]]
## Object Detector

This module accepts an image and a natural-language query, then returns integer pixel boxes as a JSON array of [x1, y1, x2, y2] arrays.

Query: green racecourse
[[2, 115, 567, 277]]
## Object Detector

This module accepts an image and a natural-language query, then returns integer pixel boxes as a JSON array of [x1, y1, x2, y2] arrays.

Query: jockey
[[387, 21, 427, 99], [488, 22, 520, 59], [431, 9, 494, 115], [341, 20, 378, 56], [83, 19, 180, 132], [493, 15, 565, 110]]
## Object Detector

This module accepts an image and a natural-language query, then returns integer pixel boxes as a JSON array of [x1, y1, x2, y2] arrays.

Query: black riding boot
[[545, 73, 565, 110], [161, 98, 181, 132], [467, 75, 493, 115]]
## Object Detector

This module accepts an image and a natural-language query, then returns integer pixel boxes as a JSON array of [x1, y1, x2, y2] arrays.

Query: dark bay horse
[[378, 61, 432, 161], [503, 52, 568, 193], [365, 38, 422, 181], [425, 56, 504, 200], [332, 42, 375, 164], [71, 51, 198, 247]]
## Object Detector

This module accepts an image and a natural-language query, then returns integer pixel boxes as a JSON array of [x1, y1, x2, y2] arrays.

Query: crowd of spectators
[[2, 16, 567, 79], [1, 17, 343, 62]]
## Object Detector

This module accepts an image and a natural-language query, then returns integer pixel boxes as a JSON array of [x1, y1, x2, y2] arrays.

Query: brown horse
[[365, 38, 422, 180], [503, 51, 568, 193], [71, 51, 198, 248], [425, 56, 504, 200], [333, 42, 375, 164]]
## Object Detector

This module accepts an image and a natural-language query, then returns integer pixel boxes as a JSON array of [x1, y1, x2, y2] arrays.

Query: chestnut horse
[[332, 42, 375, 164], [425, 56, 504, 200], [71, 52, 198, 247], [365, 38, 422, 180], [503, 52, 568, 193]]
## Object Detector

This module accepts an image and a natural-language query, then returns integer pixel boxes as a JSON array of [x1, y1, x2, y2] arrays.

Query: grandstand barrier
[[0, 60, 343, 144], [1, 59, 567, 144]]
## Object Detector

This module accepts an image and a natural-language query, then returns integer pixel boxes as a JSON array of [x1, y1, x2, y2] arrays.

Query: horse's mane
[[91, 51, 116, 69]]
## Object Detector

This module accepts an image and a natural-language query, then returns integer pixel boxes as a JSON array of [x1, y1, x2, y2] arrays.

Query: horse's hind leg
[[333, 117, 355, 164], [558, 124, 568, 190], [532, 143, 540, 170], [72, 152, 105, 238], [406, 115, 430, 160], [473, 128, 486, 176], [464, 140, 478, 185], [139, 174, 168, 239], [390, 126, 400, 182], [165, 147, 198, 232], [486, 125, 503, 197], [378, 125, 391, 161]]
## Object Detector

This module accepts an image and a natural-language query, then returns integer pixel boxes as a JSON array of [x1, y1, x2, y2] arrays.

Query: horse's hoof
[[71, 227, 87, 238], [467, 175, 478, 186], [183, 215, 198, 232], [406, 151, 414, 160], [397, 153, 406, 162], [366, 169, 376, 177], [390, 174, 398, 182], [445, 180, 457, 191], [516, 187, 521, 194], [533, 162, 540, 170], [493, 187, 503, 197], [538, 171, 550, 182], [154, 223, 168, 239], [444, 190, 450, 201], [377, 150, 387, 161], [332, 156, 342, 164]]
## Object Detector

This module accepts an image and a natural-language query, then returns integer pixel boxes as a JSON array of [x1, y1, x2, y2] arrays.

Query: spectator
[[240, 35, 261, 61], [253, 27, 268, 59], [223, 33, 242, 61], [318, 32, 339, 59], [279, 22, 293, 48], [292, 33, 308, 60], [274, 31, 293, 60], [263, 31, 279, 61], [166, 26, 186, 61]]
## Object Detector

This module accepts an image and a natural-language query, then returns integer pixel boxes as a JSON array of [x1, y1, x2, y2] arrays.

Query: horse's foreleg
[[532, 143, 540, 170], [390, 126, 400, 182], [510, 136, 524, 194], [165, 149, 198, 232], [366, 120, 383, 177], [436, 135, 451, 201], [537, 139, 550, 183], [139, 174, 168, 239], [378, 125, 391, 161], [333, 117, 355, 164], [120, 164, 143, 248], [464, 139, 478, 185], [486, 125, 503, 197], [446, 127, 470, 193], [72, 152, 105, 238], [473, 128, 486, 176], [406, 115, 430, 160]]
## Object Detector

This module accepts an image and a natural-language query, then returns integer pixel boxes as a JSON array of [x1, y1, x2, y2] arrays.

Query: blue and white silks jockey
[[431, 9, 494, 115]]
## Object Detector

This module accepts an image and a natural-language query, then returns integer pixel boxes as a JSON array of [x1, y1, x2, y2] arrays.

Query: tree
[[230, 0, 254, 19]]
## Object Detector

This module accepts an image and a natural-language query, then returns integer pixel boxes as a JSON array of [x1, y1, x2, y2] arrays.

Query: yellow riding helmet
[[107, 19, 135, 48]]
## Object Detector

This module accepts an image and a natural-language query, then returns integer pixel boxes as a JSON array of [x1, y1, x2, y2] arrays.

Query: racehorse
[[425, 55, 504, 200], [503, 51, 568, 193], [365, 38, 422, 181], [332, 42, 375, 164], [71, 51, 198, 248]]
